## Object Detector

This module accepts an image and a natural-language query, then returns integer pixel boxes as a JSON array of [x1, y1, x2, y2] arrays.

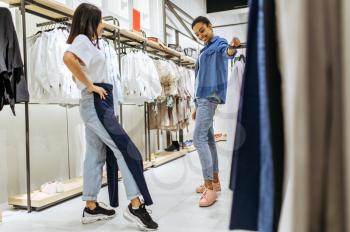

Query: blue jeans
[[193, 98, 219, 180], [79, 90, 141, 201]]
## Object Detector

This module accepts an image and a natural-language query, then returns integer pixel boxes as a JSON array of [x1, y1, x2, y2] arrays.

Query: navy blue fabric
[[229, 0, 284, 230], [93, 83, 153, 206], [106, 147, 119, 207], [257, 0, 275, 230], [229, 0, 261, 230], [262, 0, 285, 230]]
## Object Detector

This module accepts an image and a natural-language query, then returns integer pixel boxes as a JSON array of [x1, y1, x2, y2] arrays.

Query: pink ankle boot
[[199, 188, 217, 207]]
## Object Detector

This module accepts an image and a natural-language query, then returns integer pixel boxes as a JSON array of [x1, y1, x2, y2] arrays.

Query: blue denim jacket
[[194, 36, 236, 104]]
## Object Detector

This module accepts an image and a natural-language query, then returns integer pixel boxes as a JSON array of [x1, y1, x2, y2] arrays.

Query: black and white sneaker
[[123, 203, 158, 231], [81, 202, 116, 224]]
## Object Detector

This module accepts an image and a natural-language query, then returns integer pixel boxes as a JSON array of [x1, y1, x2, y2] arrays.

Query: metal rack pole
[[147, 102, 151, 161], [20, 0, 32, 213], [177, 56, 184, 148], [139, 31, 152, 161], [116, 21, 123, 126], [162, 0, 167, 45], [66, 106, 71, 179], [144, 103, 148, 160]]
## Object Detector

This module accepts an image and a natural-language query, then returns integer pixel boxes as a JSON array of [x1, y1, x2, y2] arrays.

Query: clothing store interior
[[0, 0, 350, 231]]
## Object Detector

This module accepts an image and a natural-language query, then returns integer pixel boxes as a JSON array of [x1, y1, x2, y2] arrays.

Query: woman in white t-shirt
[[63, 3, 158, 230]]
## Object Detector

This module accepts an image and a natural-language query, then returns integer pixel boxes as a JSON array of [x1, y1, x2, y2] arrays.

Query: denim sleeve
[[217, 39, 237, 59]]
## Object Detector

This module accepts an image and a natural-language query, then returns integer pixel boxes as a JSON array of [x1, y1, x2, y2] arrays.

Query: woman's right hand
[[192, 111, 196, 120], [87, 84, 108, 100]]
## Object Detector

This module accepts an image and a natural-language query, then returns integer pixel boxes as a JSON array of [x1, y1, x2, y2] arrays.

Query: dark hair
[[67, 3, 102, 47], [191, 16, 211, 29]]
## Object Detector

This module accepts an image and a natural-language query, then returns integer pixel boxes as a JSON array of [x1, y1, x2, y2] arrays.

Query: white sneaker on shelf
[[40, 181, 65, 194], [40, 182, 56, 194], [55, 181, 64, 193]]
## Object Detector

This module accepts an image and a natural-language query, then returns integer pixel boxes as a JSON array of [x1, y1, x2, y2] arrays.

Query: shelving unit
[[1, 0, 197, 212], [8, 176, 107, 211]]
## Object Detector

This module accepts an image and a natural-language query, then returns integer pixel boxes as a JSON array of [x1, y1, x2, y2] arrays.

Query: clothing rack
[[236, 43, 247, 49], [36, 16, 70, 27], [212, 22, 248, 28], [1, 0, 196, 212]]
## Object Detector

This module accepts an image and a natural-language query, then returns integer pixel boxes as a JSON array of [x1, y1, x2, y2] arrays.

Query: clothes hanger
[[239, 54, 246, 63]]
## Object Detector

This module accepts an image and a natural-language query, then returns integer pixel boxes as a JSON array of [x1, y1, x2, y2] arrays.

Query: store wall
[[170, 0, 206, 16], [209, 10, 248, 43]]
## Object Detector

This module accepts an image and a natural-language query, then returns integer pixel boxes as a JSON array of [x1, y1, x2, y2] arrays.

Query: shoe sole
[[199, 199, 217, 207], [82, 214, 116, 224], [123, 209, 158, 231]]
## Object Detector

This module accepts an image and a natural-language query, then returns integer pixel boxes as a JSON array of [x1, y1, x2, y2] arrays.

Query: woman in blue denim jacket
[[191, 16, 240, 207]]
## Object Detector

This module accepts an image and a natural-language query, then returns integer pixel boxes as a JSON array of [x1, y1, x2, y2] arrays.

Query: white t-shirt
[[66, 34, 108, 90]]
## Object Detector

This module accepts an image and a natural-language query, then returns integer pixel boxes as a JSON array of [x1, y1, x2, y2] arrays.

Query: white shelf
[[8, 176, 107, 210]]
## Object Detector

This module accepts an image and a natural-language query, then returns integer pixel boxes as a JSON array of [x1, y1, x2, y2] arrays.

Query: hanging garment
[[121, 51, 161, 104], [148, 102, 162, 130], [100, 39, 122, 114], [230, 0, 285, 230], [229, 0, 261, 230], [217, 61, 245, 151], [28, 28, 80, 104], [277, 0, 346, 231], [256, 0, 275, 230], [259, 0, 284, 231], [154, 59, 178, 97], [148, 96, 190, 131], [159, 100, 172, 130], [176, 97, 186, 126], [176, 66, 188, 99], [0, 7, 29, 115], [186, 69, 195, 99], [93, 83, 153, 206]]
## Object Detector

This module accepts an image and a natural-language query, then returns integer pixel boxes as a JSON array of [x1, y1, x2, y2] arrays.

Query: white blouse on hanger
[[100, 39, 123, 114], [28, 28, 80, 104], [154, 59, 178, 97], [121, 51, 161, 104]]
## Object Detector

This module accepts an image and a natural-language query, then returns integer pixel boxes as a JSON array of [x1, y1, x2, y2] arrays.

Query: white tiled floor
[[0, 142, 250, 232]]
